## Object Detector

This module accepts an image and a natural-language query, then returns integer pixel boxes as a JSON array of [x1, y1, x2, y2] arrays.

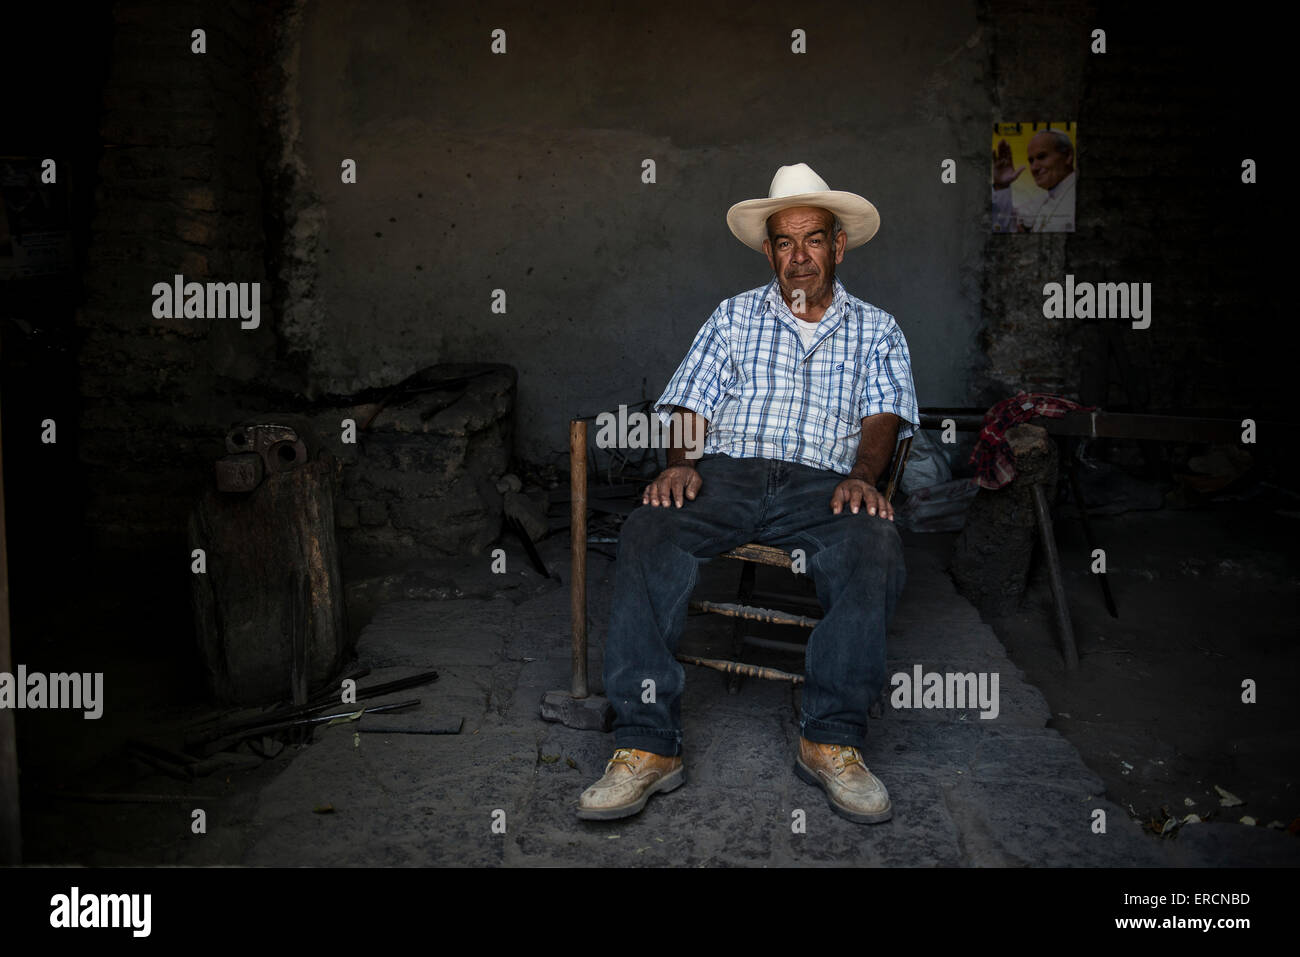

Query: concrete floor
[[16, 502, 1299, 867]]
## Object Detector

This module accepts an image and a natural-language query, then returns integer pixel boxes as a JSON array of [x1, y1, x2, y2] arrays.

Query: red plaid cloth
[[969, 392, 1095, 489]]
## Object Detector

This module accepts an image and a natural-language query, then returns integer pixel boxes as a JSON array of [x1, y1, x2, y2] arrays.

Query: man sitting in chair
[[577, 163, 920, 824]]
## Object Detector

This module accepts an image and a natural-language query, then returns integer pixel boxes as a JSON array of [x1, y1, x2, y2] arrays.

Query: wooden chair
[[549, 423, 912, 734], [677, 435, 913, 693]]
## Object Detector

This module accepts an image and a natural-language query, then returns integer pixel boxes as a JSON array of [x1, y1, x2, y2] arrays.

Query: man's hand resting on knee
[[830, 478, 894, 521], [642, 407, 707, 508], [643, 464, 702, 508], [831, 412, 900, 520]]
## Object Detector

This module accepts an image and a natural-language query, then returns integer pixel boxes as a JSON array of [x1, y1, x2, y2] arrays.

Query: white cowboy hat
[[726, 163, 880, 252]]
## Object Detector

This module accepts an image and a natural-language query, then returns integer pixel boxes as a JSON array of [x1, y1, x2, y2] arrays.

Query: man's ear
[[762, 238, 776, 272], [833, 228, 847, 264]]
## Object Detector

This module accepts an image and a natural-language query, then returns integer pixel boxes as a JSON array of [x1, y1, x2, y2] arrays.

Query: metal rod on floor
[[1031, 483, 1080, 670], [570, 420, 589, 698]]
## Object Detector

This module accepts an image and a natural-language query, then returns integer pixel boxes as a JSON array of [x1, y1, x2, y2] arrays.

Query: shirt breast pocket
[[826, 359, 864, 431]]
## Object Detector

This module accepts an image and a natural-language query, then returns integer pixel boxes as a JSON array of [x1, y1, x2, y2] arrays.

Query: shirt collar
[[763, 277, 848, 320]]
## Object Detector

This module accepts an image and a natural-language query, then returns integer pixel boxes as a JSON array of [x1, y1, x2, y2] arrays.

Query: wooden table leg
[[1032, 483, 1080, 670]]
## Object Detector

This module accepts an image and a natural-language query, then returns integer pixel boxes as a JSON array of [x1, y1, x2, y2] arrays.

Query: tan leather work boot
[[794, 737, 892, 823], [576, 747, 684, 820]]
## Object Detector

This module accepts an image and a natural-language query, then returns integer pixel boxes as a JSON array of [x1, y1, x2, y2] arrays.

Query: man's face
[[762, 206, 845, 314], [1027, 132, 1073, 191]]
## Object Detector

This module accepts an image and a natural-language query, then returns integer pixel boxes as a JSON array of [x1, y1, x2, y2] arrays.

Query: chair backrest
[[882, 434, 914, 504]]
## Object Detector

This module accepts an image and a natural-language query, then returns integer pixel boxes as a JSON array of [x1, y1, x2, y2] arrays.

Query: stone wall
[[975, 2, 1283, 424], [273, 0, 991, 467], [77, 0, 276, 552], [323, 363, 517, 559], [70, 1, 1286, 565]]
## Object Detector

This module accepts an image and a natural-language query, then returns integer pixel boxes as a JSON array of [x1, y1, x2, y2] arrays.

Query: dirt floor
[[9, 468, 1298, 863], [910, 489, 1300, 837]]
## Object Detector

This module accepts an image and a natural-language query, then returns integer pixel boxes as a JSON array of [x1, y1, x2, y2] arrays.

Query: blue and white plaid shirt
[[655, 278, 919, 475]]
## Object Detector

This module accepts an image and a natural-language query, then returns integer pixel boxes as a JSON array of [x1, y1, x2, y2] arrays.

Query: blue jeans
[[603, 453, 906, 756]]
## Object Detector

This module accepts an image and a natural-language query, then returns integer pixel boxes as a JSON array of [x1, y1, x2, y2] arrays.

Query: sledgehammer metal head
[[539, 691, 613, 732]]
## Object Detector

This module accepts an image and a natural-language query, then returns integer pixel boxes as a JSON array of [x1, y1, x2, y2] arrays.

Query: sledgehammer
[[539, 419, 614, 732]]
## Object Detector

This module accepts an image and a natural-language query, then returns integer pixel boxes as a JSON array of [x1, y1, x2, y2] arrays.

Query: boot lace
[[607, 748, 642, 772], [829, 744, 864, 771]]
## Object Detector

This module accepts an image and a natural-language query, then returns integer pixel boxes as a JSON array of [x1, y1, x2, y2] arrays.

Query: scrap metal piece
[[196, 699, 421, 756], [225, 418, 318, 474], [358, 715, 464, 735], [225, 421, 298, 455], [185, 670, 438, 751], [215, 452, 263, 493], [266, 438, 309, 473]]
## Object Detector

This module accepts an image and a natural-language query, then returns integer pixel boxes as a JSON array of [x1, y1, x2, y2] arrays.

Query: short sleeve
[[654, 307, 732, 426], [859, 323, 920, 440]]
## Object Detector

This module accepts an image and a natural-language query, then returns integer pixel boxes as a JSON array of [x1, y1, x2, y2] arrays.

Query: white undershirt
[[794, 316, 821, 351]]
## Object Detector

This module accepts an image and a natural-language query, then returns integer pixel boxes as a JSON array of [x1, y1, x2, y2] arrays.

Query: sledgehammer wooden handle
[[570, 420, 588, 698]]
